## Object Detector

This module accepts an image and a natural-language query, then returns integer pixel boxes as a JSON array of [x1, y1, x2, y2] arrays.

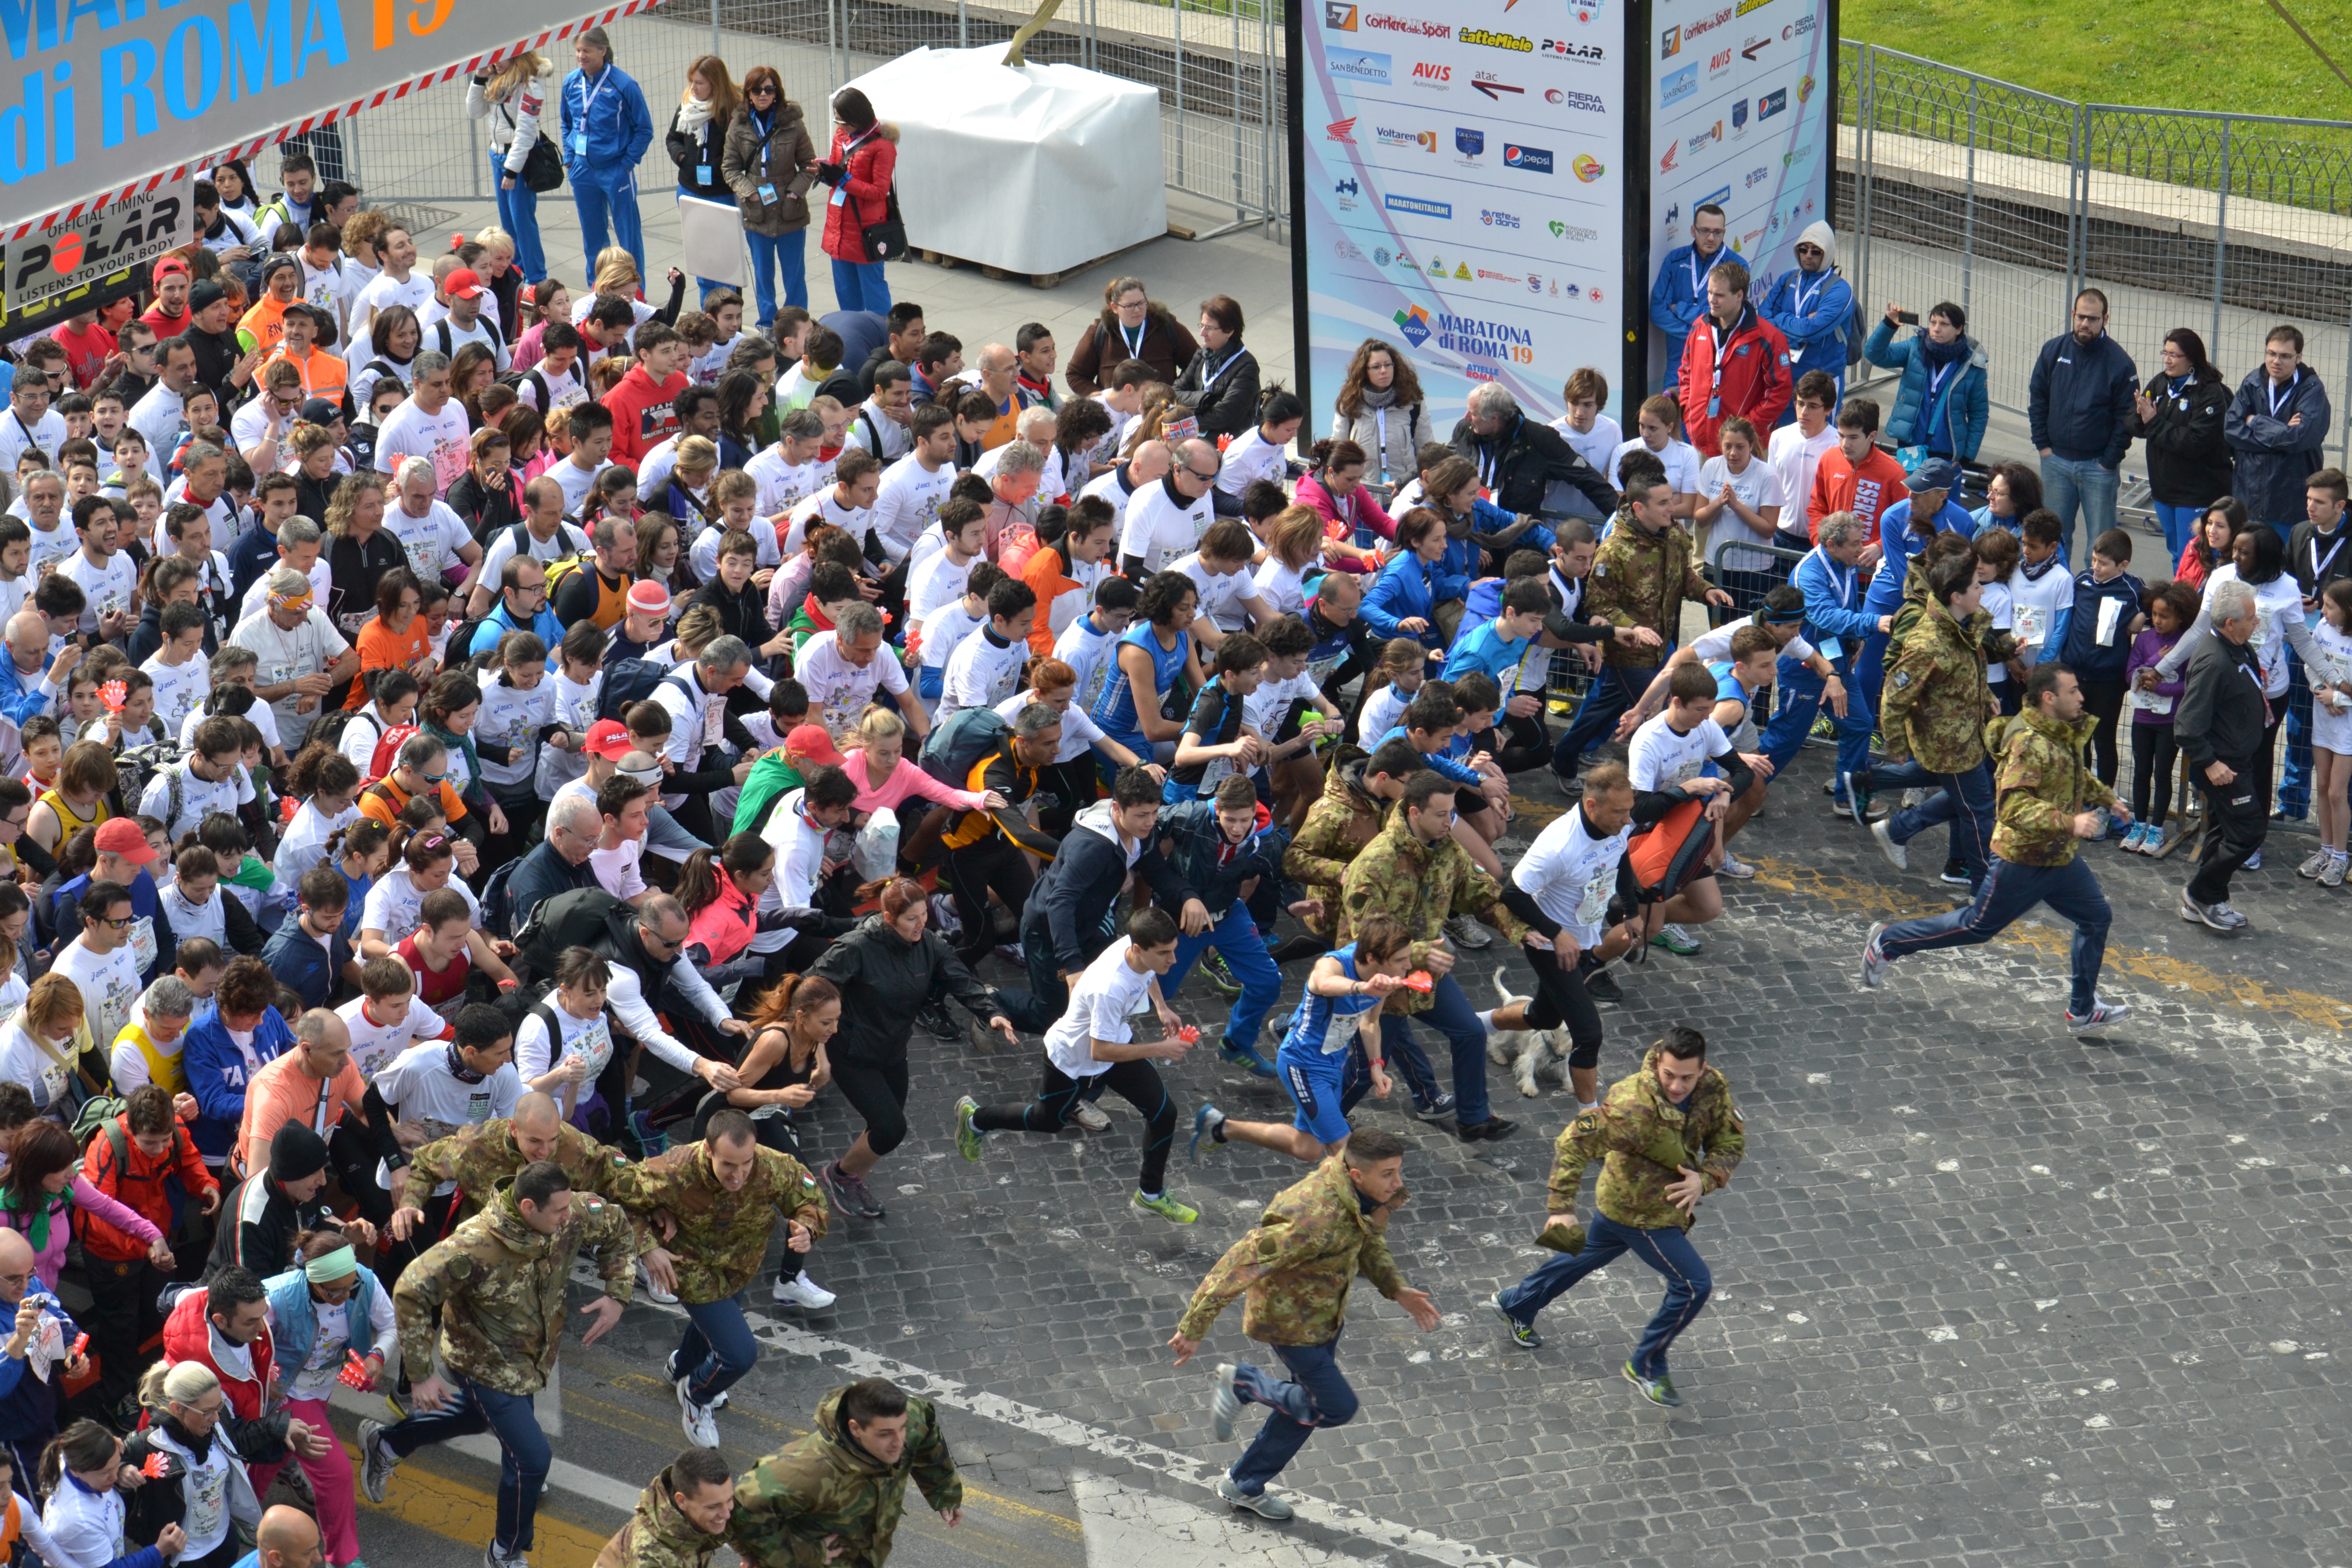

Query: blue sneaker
[[1189, 1103, 1226, 1163], [1219, 1039, 1277, 1078]]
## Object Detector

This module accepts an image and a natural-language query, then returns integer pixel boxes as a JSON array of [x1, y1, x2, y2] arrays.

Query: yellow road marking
[[347, 1440, 612, 1567]]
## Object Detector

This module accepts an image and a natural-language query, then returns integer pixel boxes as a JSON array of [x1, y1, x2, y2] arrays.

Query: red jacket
[[1678, 305, 1792, 457], [79, 1113, 218, 1264], [1806, 445, 1910, 544], [162, 1288, 273, 1425], [601, 364, 689, 465], [820, 122, 899, 265]]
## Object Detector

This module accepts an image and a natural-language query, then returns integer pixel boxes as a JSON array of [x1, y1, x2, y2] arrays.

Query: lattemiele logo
[[1461, 28, 1533, 51], [1682, 6, 1734, 42], [1392, 305, 1432, 348], [1323, 2, 1357, 29], [1503, 143, 1554, 173], [1326, 117, 1359, 141], [1573, 153, 1604, 182], [1329, 51, 1391, 83], [1431, 312, 1535, 365], [1375, 125, 1436, 151], [1798, 73, 1817, 102], [1408, 60, 1452, 86], [1660, 23, 1680, 56], [1735, 0, 1772, 13], [1540, 38, 1607, 64], [1384, 191, 1453, 218], [1365, 12, 1449, 37], [1481, 208, 1521, 228]]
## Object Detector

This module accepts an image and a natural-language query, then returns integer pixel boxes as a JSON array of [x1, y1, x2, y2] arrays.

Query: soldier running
[[729, 1378, 965, 1568], [1169, 1128, 1439, 1521], [389, 1091, 638, 1240], [594, 1448, 736, 1568], [1490, 1027, 1744, 1409], [614, 1110, 830, 1450], [358, 1161, 640, 1568]]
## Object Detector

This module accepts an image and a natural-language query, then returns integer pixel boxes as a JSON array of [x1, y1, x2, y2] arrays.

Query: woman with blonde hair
[[572, 246, 684, 338], [467, 51, 556, 288], [0, 973, 89, 1125], [1252, 504, 1329, 618], [667, 55, 743, 304], [842, 703, 1003, 848], [120, 1359, 261, 1567]]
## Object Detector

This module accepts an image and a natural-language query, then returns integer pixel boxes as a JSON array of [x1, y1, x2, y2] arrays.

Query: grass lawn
[[1842, 0, 2352, 119]]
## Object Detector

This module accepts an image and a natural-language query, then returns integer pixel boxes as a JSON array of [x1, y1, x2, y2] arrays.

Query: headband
[[303, 1245, 359, 1283], [1760, 602, 1806, 626], [268, 588, 313, 612]]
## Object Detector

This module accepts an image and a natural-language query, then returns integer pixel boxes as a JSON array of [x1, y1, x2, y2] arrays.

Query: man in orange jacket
[[80, 1085, 220, 1420]]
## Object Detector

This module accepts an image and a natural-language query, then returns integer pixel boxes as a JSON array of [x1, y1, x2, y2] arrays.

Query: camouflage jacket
[[611, 1141, 830, 1305], [1987, 706, 2114, 867], [1878, 594, 1994, 774], [1583, 514, 1710, 668], [1282, 750, 1386, 938], [400, 1117, 635, 1224], [393, 1179, 638, 1395], [1177, 1154, 1407, 1345], [1338, 813, 1525, 1015], [1547, 1047, 1746, 1232], [1888, 554, 2016, 661], [730, 1386, 963, 1568], [595, 1464, 731, 1568]]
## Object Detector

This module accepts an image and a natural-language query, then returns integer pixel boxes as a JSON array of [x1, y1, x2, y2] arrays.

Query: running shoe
[[1716, 852, 1756, 880], [772, 1271, 838, 1311], [1214, 1477, 1294, 1520], [1444, 914, 1492, 949], [1860, 922, 1891, 990], [1939, 861, 1973, 888], [1584, 967, 1624, 1003], [357, 1418, 398, 1505], [1411, 1092, 1458, 1121], [1651, 923, 1703, 956], [1190, 1104, 1226, 1163], [1210, 1363, 1241, 1441], [1132, 1190, 1199, 1224], [1456, 1116, 1517, 1142], [919, 1001, 960, 1041], [1870, 818, 1907, 871], [2245, 849, 2264, 871], [1069, 1099, 1111, 1132], [2323, 855, 2348, 889], [823, 1161, 885, 1219], [1491, 1293, 1540, 1349], [1623, 1361, 1683, 1408], [2088, 806, 2111, 841], [1219, 1038, 1277, 1078], [2299, 848, 2332, 879], [637, 1260, 678, 1306], [954, 1096, 984, 1162], [2178, 892, 2247, 932], [676, 1374, 720, 1450], [1199, 950, 1243, 996], [1809, 713, 1836, 742], [2064, 997, 2133, 1033]]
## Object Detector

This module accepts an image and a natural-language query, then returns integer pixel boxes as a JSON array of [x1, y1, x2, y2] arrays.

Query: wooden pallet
[[916, 222, 1187, 288]]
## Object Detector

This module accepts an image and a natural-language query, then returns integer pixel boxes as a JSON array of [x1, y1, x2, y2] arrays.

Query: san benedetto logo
[[1461, 28, 1534, 51]]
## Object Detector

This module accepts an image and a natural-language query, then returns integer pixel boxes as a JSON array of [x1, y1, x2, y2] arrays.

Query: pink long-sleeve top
[[842, 748, 991, 815], [6, 1175, 164, 1289], [1295, 473, 1396, 574]]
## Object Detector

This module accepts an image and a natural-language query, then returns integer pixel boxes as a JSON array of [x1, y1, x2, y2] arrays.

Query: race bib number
[[431, 436, 467, 496], [2014, 605, 2048, 648], [1576, 861, 1613, 925], [564, 1016, 615, 1082], [129, 915, 158, 974]]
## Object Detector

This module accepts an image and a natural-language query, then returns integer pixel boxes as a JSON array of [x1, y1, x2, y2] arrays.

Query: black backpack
[[513, 886, 634, 985], [917, 706, 1011, 789], [597, 659, 678, 724], [480, 855, 523, 940]]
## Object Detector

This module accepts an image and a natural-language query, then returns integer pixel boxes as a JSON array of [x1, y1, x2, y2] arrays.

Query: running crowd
[[0, 144, 2332, 1560]]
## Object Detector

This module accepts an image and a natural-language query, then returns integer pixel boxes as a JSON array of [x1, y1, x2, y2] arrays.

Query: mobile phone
[[1895, 310, 1920, 325]]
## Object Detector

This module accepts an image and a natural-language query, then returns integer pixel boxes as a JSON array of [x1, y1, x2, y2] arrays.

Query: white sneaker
[[1716, 852, 1756, 879], [676, 1376, 720, 1449], [772, 1270, 838, 1310], [639, 1262, 678, 1306], [1443, 914, 1492, 949], [1070, 1099, 1111, 1132]]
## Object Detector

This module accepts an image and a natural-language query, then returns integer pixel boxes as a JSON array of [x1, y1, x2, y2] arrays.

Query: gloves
[[813, 160, 847, 185], [774, 905, 829, 930]]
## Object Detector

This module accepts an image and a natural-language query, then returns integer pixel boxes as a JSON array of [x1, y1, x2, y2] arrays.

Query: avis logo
[[1326, 118, 1358, 141], [1393, 305, 1432, 348], [1410, 61, 1451, 84]]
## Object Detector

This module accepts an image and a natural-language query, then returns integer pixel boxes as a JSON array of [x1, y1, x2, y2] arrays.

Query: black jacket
[[665, 106, 736, 204], [1019, 802, 1194, 973], [2174, 632, 2269, 769], [2124, 373, 2234, 508], [858, 343, 914, 399], [1172, 345, 1261, 440], [2288, 519, 2352, 604], [448, 467, 525, 544], [504, 840, 600, 940], [1448, 411, 1616, 519], [806, 913, 1001, 1067], [206, 1171, 338, 1282]]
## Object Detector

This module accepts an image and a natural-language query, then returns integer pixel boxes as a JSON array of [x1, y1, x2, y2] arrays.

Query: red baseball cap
[[444, 267, 485, 301], [582, 719, 635, 760], [94, 818, 157, 865], [785, 724, 845, 767], [152, 256, 190, 287]]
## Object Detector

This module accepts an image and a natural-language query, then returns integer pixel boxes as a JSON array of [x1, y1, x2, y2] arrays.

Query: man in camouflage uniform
[[1490, 1028, 1744, 1408], [1339, 770, 1527, 1140], [612, 1109, 829, 1449], [356, 1161, 639, 1568], [1865, 659, 2132, 1032], [730, 1377, 963, 1568], [391, 1091, 637, 1236], [595, 1449, 736, 1568], [1860, 550, 2002, 889], [1168, 1128, 1439, 1521], [1550, 454, 1735, 787]]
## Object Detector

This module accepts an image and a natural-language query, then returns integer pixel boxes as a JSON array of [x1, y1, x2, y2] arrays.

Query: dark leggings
[[829, 1051, 912, 1156], [2077, 676, 2127, 788], [1516, 940, 1606, 1070], [972, 1056, 1177, 1194], [943, 836, 1034, 958], [1477, 713, 1552, 775], [2249, 706, 2285, 823], [2130, 722, 2178, 826]]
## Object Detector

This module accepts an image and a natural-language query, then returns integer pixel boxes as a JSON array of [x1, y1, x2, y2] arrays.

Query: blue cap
[[1905, 456, 1959, 494]]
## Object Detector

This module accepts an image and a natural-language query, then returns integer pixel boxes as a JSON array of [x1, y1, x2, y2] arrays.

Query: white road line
[[1076, 1470, 1361, 1568], [327, 1381, 642, 1513]]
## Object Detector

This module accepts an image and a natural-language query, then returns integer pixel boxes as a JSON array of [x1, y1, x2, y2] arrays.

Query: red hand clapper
[[140, 1452, 170, 1479], [69, 1333, 87, 1359], [1176, 1025, 1200, 1044], [338, 1351, 376, 1391], [1402, 971, 1433, 994]]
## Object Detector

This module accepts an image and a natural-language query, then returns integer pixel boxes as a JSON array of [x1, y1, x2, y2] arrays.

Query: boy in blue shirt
[[2056, 527, 2147, 817]]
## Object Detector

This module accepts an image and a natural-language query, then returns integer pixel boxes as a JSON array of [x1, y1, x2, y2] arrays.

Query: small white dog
[[1483, 973, 1580, 1098]]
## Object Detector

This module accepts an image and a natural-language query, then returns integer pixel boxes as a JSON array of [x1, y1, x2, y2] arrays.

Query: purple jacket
[[2124, 627, 2185, 724]]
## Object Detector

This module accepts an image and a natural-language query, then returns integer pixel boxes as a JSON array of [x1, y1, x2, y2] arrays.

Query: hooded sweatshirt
[[602, 362, 689, 465], [1759, 219, 1858, 375], [1017, 800, 1193, 974]]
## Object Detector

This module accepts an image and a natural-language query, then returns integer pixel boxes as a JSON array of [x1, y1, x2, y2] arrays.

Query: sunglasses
[[98, 913, 134, 929]]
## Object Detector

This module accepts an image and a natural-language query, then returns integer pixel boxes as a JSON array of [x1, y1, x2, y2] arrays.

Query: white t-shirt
[[1054, 614, 1123, 716], [1214, 424, 1289, 498], [1358, 681, 1411, 745], [0, 1018, 75, 1115], [138, 755, 251, 840], [750, 448, 829, 521], [1078, 464, 1137, 516], [338, 703, 397, 776], [940, 627, 1027, 721], [1698, 454, 1787, 572], [1550, 413, 1625, 504], [360, 866, 481, 944], [126, 383, 186, 464], [534, 672, 601, 799], [369, 1040, 521, 1188], [868, 454, 955, 561], [1120, 480, 1215, 578], [475, 673, 554, 791], [346, 350, 417, 412], [1043, 938, 1157, 1079], [337, 993, 451, 1084], [0, 407, 67, 473], [372, 397, 473, 496], [515, 358, 590, 415], [905, 548, 975, 634], [1768, 422, 1838, 538], [181, 697, 282, 754], [513, 998, 615, 1092], [1609, 436, 1703, 500], [1515, 800, 1633, 949], [845, 401, 913, 463], [273, 798, 357, 889], [478, 519, 591, 589], [1687, 620, 1816, 668], [228, 606, 349, 749], [994, 689, 1107, 765], [54, 938, 141, 1057], [384, 498, 475, 582], [1244, 670, 1323, 742], [1981, 579, 2015, 687], [425, 311, 509, 372], [23, 517, 78, 580], [57, 549, 137, 633], [1252, 556, 1309, 620], [1176, 552, 1257, 633], [917, 601, 985, 678], [352, 270, 434, 336], [590, 835, 647, 902], [2008, 558, 2075, 660], [550, 455, 606, 520], [1628, 712, 1730, 793], [798, 629, 911, 736]]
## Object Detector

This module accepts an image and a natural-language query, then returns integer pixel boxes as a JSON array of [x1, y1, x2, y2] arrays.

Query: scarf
[[1016, 371, 1052, 402], [162, 1416, 215, 1464], [2021, 553, 2063, 583], [1355, 385, 1398, 411], [422, 719, 481, 801], [676, 96, 715, 136], [1917, 332, 1970, 373], [446, 1042, 485, 1085], [0, 1182, 66, 1255]]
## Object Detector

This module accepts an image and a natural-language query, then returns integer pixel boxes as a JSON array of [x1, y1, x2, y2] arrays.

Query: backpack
[[917, 706, 1011, 788], [542, 553, 594, 605], [595, 656, 675, 723], [71, 1093, 129, 1151], [1837, 279, 1868, 368], [499, 520, 587, 569], [513, 885, 633, 984], [113, 735, 180, 820], [432, 316, 505, 360], [368, 724, 418, 786], [1625, 797, 1717, 903], [305, 707, 358, 754], [479, 854, 522, 939]]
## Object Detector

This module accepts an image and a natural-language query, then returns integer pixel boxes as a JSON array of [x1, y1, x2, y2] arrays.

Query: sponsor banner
[[1644, 0, 1836, 381], [2, 179, 192, 332], [0, 1, 654, 242], [1301, 0, 1627, 426]]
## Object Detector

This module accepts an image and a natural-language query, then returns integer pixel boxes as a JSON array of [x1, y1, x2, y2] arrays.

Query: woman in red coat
[[815, 87, 898, 313]]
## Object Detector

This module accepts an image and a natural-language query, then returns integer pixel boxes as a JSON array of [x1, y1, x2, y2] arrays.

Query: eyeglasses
[[1182, 465, 1220, 481], [748, 84, 778, 96], [97, 913, 134, 929]]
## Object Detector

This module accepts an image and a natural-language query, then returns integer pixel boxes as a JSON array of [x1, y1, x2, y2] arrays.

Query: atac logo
[[1392, 304, 1433, 348]]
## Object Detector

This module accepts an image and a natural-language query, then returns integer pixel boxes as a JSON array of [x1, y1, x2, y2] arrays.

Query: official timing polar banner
[[1, 177, 189, 333], [1647, 0, 1835, 382], [0, 0, 655, 240], [1300, 0, 1628, 428]]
